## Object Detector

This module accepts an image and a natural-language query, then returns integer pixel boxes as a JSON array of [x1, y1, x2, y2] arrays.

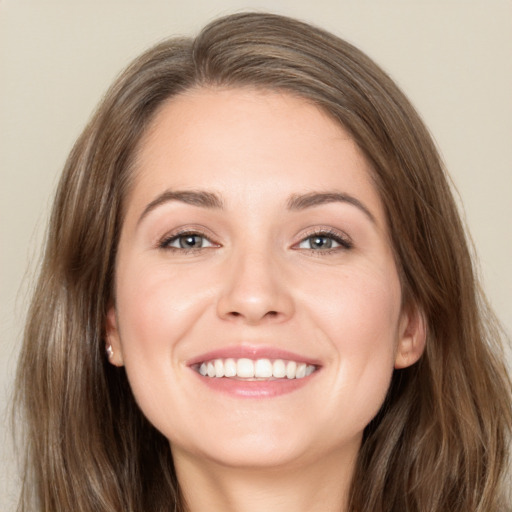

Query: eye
[[159, 232, 216, 251], [297, 231, 352, 251]]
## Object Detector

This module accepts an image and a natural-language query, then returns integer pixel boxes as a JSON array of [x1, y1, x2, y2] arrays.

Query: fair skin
[[106, 87, 425, 512]]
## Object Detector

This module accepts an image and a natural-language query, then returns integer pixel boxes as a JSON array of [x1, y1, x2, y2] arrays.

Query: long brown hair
[[14, 12, 511, 511]]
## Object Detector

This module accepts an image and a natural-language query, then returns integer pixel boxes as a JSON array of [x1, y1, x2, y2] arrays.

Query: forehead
[[127, 86, 386, 225]]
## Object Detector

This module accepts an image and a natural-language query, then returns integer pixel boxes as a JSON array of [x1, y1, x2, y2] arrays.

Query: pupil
[[180, 235, 201, 248], [311, 236, 332, 249]]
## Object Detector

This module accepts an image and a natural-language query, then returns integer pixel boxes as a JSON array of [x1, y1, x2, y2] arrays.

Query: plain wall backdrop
[[1, 1, 511, 509]]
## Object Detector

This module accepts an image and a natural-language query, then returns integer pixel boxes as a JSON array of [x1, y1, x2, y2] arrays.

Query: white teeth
[[255, 358, 273, 378], [224, 358, 237, 377], [237, 358, 255, 378], [214, 359, 224, 378], [272, 359, 286, 378], [305, 364, 315, 376], [286, 361, 297, 379], [296, 363, 306, 379], [196, 358, 316, 380]]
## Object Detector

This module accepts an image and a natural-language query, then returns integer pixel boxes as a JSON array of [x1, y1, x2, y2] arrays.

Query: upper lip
[[187, 345, 322, 367]]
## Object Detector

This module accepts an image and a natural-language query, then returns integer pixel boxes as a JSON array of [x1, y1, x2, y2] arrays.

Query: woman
[[14, 12, 511, 512]]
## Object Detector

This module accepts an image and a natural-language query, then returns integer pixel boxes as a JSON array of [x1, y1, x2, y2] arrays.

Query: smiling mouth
[[194, 358, 317, 380]]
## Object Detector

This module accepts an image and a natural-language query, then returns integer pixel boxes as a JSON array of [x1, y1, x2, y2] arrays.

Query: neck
[[173, 445, 358, 512]]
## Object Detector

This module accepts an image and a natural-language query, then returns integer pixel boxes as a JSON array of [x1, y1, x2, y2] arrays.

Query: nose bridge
[[216, 238, 293, 324]]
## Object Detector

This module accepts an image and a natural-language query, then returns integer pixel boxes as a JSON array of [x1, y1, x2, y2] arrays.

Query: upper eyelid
[[155, 225, 218, 245], [294, 226, 352, 243]]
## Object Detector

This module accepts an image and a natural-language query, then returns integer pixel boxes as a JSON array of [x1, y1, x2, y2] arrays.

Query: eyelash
[[157, 228, 353, 254], [158, 229, 218, 254], [294, 228, 353, 254]]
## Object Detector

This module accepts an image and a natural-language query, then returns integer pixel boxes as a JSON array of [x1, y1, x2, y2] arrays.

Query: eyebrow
[[138, 190, 224, 225], [138, 189, 375, 225], [287, 192, 376, 223]]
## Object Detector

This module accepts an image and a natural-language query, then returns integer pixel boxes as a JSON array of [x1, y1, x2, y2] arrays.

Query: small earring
[[106, 344, 114, 359]]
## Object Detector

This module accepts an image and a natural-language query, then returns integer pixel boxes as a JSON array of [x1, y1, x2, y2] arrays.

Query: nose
[[216, 248, 295, 325]]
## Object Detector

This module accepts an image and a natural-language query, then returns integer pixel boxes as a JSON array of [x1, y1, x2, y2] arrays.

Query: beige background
[[1, 1, 511, 509]]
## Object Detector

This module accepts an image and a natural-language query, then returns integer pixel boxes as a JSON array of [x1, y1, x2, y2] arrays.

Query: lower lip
[[192, 371, 317, 398]]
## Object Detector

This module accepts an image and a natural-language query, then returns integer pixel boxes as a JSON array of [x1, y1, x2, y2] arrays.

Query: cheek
[[113, 259, 219, 436], [301, 265, 401, 415], [115, 259, 214, 367], [303, 261, 401, 345]]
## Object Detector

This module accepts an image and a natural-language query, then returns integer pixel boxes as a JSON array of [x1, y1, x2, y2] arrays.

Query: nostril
[[226, 310, 279, 321]]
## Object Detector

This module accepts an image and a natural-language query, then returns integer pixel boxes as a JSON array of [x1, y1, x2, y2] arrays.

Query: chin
[[180, 439, 310, 470], [169, 416, 361, 472]]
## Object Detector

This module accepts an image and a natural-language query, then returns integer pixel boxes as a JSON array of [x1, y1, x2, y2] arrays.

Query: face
[[107, 87, 424, 470]]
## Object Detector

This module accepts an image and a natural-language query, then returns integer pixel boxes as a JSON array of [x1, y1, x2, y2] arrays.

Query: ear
[[105, 305, 125, 367], [394, 304, 426, 369]]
